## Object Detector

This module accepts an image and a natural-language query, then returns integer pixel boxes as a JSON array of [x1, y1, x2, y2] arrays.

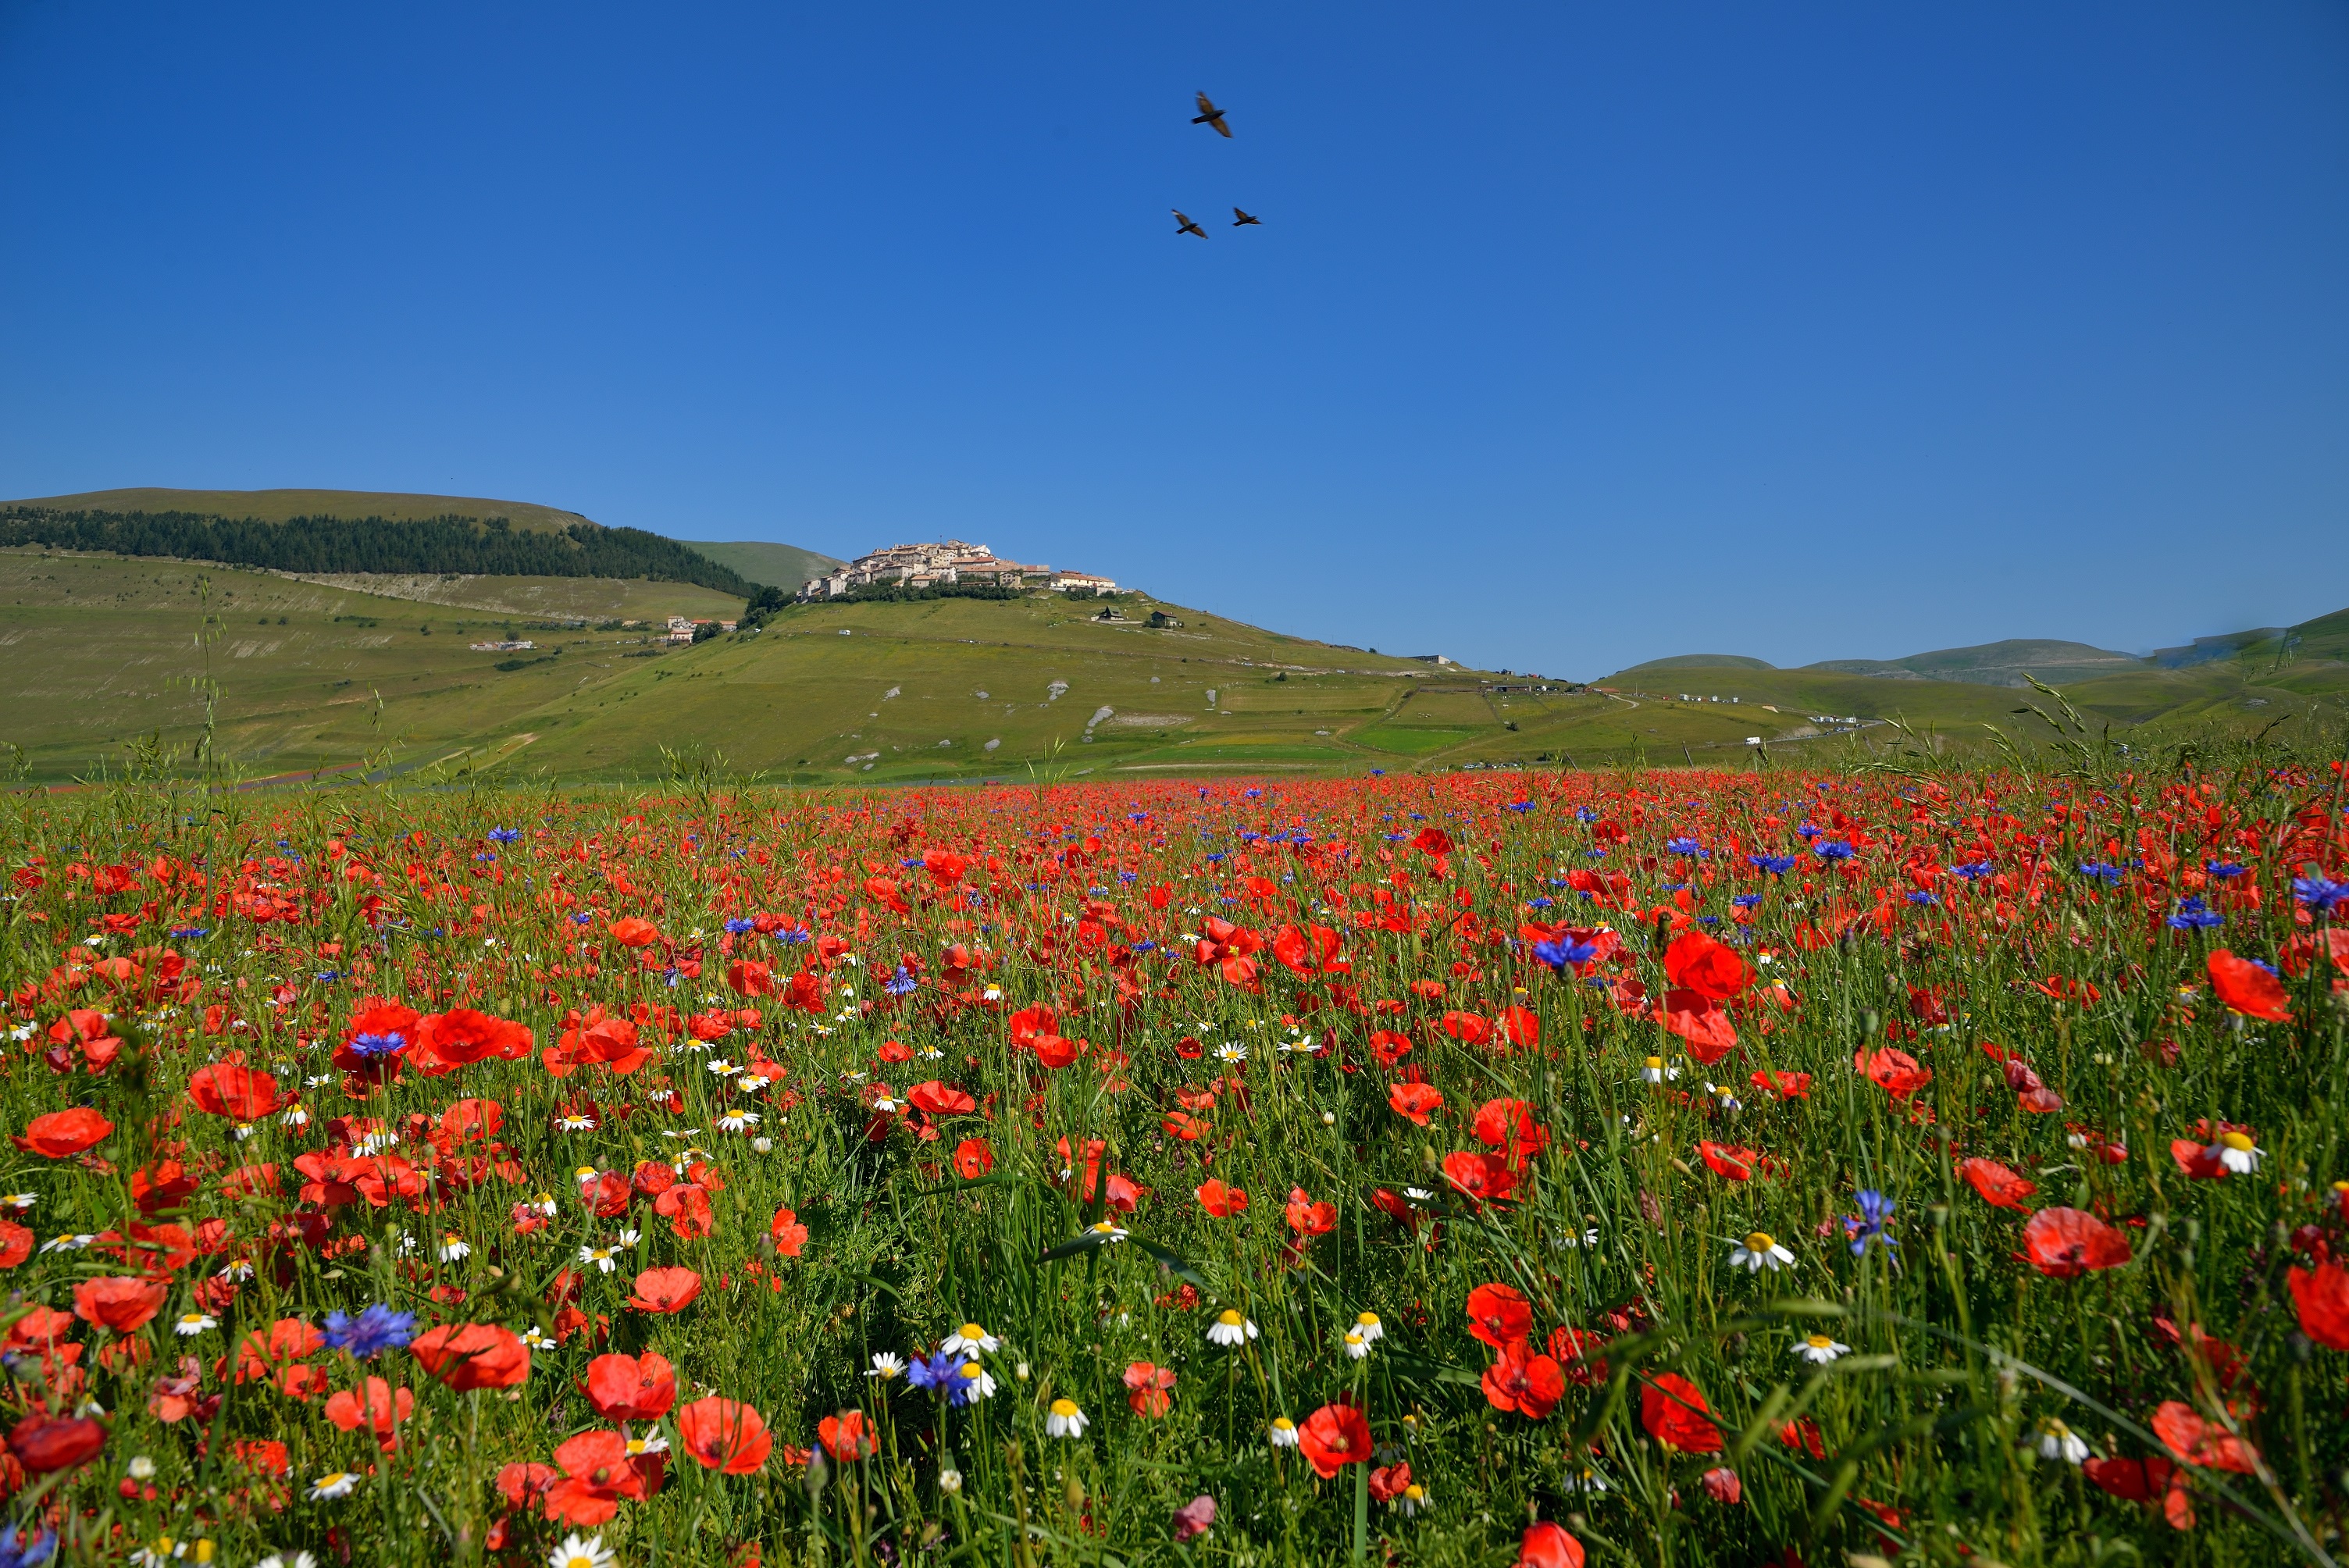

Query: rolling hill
[[0, 489, 2341, 783]]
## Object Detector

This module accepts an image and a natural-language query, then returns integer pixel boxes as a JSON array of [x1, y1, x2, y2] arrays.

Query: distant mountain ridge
[[1615, 611, 2348, 689]]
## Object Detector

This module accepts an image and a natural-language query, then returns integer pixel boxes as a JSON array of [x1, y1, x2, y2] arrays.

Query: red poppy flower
[[1466, 1283, 1533, 1349], [417, 1007, 533, 1069], [907, 1081, 976, 1116], [770, 1206, 810, 1257], [1749, 1069, 1811, 1100], [681, 1396, 773, 1473], [1639, 1372, 1723, 1453], [2290, 1260, 2349, 1351], [411, 1323, 530, 1390], [1855, 1047, 1932, 1099], [2206, 949, 2290, 1022], [2020, 1206, 2131, 1278], [1285, 1187, 1336, 1236], [187, 1063, 283, 1120], [628, 1266, 703, 1314], [12, 1107, 112, 1158], [1388, 1082, 1444, 1125], [1472, 1099, 1550, 1162], [1297, 1399, 1372, 1478], [1482, 1338, 1566, 1419], [6, 1411, 105, 1473], [584, 1351, 678, 1420], [1196, 1178, 1249, 1217], [1032, 1034, 1080, 1070], [1008, 1005, 1057, 1048], [951, 1138, 993, 1180], [1955, 1157, 2038, 1211], [815, 1408, 875, 1463], [1664, 929, 1748, 1002], [609, 917, 661, 948], [2151, 1400, 2257, 1474], [1442, 1150, 1517, 1206], [1515, 1521, 1586, 1568], [1122, 1360, 1177, 1417], [1548, 1325, 1609, 1386], [545, 1429, 654, 1525], [1441, 1010, 1492, 1046], [1696, 1142, 1775, 1182], [73, 1276, 166, 1332], [0, 1221, 30, 1270], [324, 1377, 414, 1452]]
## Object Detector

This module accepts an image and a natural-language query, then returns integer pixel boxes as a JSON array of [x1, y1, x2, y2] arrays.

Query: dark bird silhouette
[[1231, 208, 1261, 227], [1172, 209, 1207, 238], [1192, 92, 1232, 137]]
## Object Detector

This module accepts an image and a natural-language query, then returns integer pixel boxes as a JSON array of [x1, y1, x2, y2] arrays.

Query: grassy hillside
[[676, 540, 843, 590], [3, 487, 591, 530], [3, 548, 2342, 784], [1804, 636, 2143, 686]]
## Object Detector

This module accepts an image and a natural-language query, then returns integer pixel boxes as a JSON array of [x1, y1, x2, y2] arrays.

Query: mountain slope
[[1804, 637, 2142, 686], [675, 540, 843, 592]]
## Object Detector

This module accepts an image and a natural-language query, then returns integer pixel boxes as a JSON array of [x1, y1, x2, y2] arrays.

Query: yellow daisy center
[[959, 1322, 985, 1339], [1218, 1309, 1245, 1326], [1051, 1398, 1080, 1417], [1805, 1334, 1834, 1349], [1745, 1231, 1775, 1251], [2220, 1131, 2256, 1152]]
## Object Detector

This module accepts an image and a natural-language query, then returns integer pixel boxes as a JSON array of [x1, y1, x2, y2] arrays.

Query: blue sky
[[3, 2, 2344, 677]]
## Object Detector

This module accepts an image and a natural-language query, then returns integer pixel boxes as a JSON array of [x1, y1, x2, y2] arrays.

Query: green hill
[[1803, 636, 2142, 686], [1617, 653, 1776, 673], [5, 487, 594, 530], [675, 540, 843, 592], [0, 487, 754, 596]]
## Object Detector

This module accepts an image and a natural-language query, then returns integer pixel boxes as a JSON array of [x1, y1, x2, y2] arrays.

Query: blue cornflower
[[1696, 914, 1720, 926], [1731, 893, 1764, 909], [1795, 821, 1825, 840], [2205, 861, 2246, 879], [1843, 1191, 1897, 1257], [1951, 861, 1992, 881], [1907, 891, 1937, 906], [487, 827, 521, 843], [2168, 896, 2224, 931], [571, 912, 593, 925], [1531, 934, 1599, 972], [886, 966, 919, 997], [908, 1350, 975, 1402], [170, 927, 209, 939], [0, 1522, 57, 1567], [1243, 789, 1264, 800], [2294, 876, 2348, 914], [724, 917, 757, 935], [346, 1029, 408, 1059], [1813, 841, 1855, 862], [1527, 896, 1554, 910], [323, 1303, 417, 1360], [1750, 853, 1798, 876], [1576, 807, 1599, 823], [1665, 837, 1708, 858], [2076, 861, 2123, 885]]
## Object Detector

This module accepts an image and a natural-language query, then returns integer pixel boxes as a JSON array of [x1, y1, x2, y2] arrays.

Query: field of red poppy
[[0, 758, 2345, 1568]]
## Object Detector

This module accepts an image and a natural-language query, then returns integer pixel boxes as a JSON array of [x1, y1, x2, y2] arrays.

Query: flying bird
[[1172, 209, 1207, 238], [1231, 208, 1261, 227], [1192, 92, 1231, 137]]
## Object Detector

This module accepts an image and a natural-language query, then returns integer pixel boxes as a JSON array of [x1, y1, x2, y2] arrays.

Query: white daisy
[[868, 1352, 906, 1381], [1641, 1056, 1677, 1084], [2034, 1418, 2091, 1466], [2212, 1131, 2263, 1174], [579, 1244, 622, 1274], [941, 1321, 1000, 1354], [173, 1312, 217, 1337], [1214, 1042, 1248, 1064], [308, 1470, 361, 1500], [1268, 1416, 1299, 1448], [1342, 1327, 1371, 1360], [716, 1110, 761, 1134], [547, 1533, 617, 1568], [522, 1326, 556, 1350], [1207, 1309, 1259, 1347], [256, 1554, 319, 1568], [955, 1361, 996, 1402], [1792, 1332, 1848, 1364], [1045, 1397, 1089, 1438], [1353, 1310, 1385, 1343], [557, 1114, 596, 1133], [438, 1233, 471, 1262], [42, 1234, 95, 1254], [1729, 1231, 1795, 1271], [1395, 1481, 1430, 1517]]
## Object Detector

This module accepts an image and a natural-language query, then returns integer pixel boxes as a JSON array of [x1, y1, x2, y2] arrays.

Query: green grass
[[676, 540, 844, 591]]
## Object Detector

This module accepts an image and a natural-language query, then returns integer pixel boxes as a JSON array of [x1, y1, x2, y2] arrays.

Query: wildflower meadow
[[0, 755, 2346, 1568]]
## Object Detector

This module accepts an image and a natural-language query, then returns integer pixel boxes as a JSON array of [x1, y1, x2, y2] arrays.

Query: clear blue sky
[[4, 2, 2344, 677]]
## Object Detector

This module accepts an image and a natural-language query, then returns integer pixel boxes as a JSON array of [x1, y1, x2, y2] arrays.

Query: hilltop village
[[797, 540, 1117, 600]]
